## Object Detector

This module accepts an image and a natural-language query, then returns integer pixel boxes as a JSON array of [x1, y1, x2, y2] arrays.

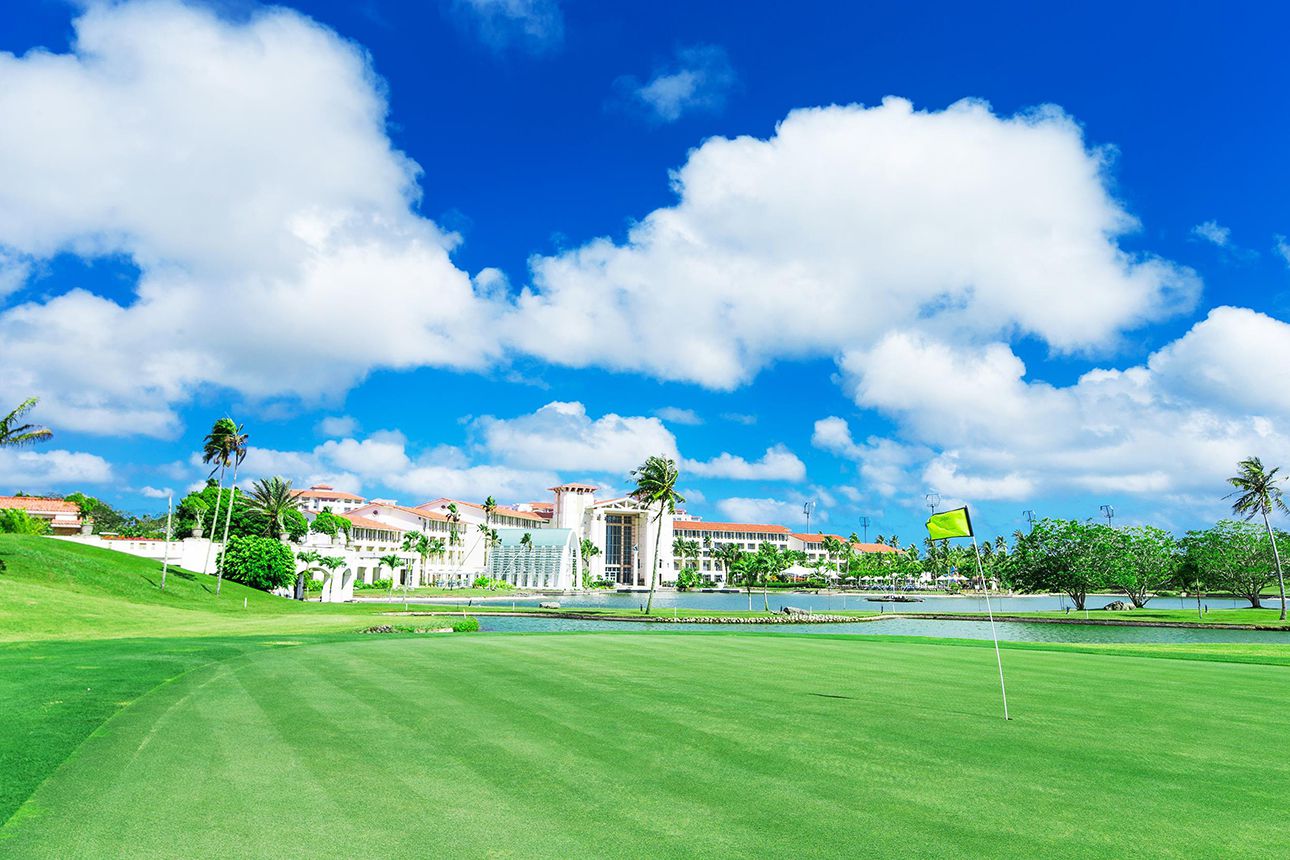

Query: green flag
[[926, 506, 973, 540]]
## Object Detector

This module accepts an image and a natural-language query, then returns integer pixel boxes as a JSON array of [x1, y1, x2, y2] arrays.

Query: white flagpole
[[160, 492, 174, 591], [972, 534, 1009, 720]]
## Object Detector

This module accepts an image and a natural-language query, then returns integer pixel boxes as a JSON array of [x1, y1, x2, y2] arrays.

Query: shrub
[[357, 578, 393, 591], [675, 567, 702, 591], [0, 509, 51, 535], [218, 535, 295, 592], [310, 508, 350, 541], [471, 576, 509, 590]]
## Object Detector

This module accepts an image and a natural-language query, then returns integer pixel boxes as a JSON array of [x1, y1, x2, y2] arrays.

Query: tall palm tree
[[478, 522, 500, 569], [579, 538, 601, 588], [402, 530, 432, 589], [213, 420, 248, 596], [520, 531, 534, 582], [199, 417, 240, 584], [245, 476, 303, 538], [478, 525, 500, 579], [482, 496, 497, 526], [631, 455, 685, 615], [1227, 456, 1289, 620], [0, 398, 53, 448], [445, 503, 462, 549]]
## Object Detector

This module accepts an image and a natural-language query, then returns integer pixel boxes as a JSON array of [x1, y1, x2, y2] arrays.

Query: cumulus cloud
[[614, 44, 736, 122], [684, 445, 806, 481], [812, 417, 865, 460], [449, 0, 563, 54], [316, 415, 359, 438], [1274, 235, 1290, 267], [655, 406, 703, 425], [716, 495, 825, 529], [0, 448, 114, 488], [510, 97, 1197, 388], [830, 308, 1290, 502], [1191, 220, 1231, 246], [472, 401, 679, 473], [138, 485, 172, 499], [0, 1, 505, 436]]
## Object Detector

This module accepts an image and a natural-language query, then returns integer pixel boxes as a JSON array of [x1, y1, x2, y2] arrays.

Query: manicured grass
[[5, 632, 1290, 858], [5, 535, 1290, 858], [930, 606, 1290, 628]]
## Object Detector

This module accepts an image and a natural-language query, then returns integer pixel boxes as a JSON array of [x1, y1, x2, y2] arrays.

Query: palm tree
[[295, 549, 321, 600], [377, 553, 403, 592], [478, 526, 500, 579], [0, 398, 53, 448], [478, 522, 500, 569], [213, 419, 248, 595], [445, 502, 462, 550], [520, 531, 534, 582], [199, 417, 240, 587], [631, 455, 685, 615], [483, 496, 497, 526], [579, 538, 601, 588], [1227, 456, 1289, 620], [713, 543, 743, 589], [245, 476, 303, 538], [402, 530, 432, 588]]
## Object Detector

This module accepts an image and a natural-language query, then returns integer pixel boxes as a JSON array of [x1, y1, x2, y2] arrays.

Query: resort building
[[0, 496, 84, 534], [291, 484, 367, 514]]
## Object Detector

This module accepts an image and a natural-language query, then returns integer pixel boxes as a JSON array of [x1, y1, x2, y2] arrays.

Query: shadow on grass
[[809, 692, 855, 700]]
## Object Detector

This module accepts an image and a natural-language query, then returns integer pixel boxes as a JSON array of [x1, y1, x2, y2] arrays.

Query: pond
[[473, 613, 1290, 645], [416, 590, 1264, 614]]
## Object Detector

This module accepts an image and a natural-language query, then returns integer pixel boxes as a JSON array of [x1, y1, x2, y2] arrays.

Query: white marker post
[[160, 492, 174, 591], [971, 534, 1009, 721]]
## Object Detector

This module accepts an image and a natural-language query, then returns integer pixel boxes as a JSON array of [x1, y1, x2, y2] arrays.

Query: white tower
[[551, 482, 597, 537]]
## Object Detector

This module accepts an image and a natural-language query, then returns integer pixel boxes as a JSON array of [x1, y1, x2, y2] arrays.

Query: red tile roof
[[852, 542, 900, 554], [0, 496, 80, 514], [341, 513, 405, 532], [416, 499, 548, 522], [347, 504, 448, 523], [292, 486, 365, 501], [674, 521, 791, 534]]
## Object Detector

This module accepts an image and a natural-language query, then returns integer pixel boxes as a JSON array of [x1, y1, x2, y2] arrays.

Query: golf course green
[[3, 535, 1289, 859]]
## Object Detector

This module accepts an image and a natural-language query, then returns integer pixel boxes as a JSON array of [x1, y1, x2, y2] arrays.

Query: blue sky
[[1, 0, 1288, 543]]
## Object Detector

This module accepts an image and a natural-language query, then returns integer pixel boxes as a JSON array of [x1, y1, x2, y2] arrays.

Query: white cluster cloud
[[0, 448, 114, 489], [316, 415, 360, 438], [1192, 220, 1231, 246], [472, 401, 679, 473], [820, 307, 1290, 505], [449, 0, 564, 53], [0, 1, 505, 436], [237, 401, 806, 506], [654, 406, 703, 425], [512, 97, 1198, 387], [615, 44, 737, 122], [683, 445, 806, 481]]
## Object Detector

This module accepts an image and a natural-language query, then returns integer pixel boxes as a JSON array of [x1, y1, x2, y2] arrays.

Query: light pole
[[1100, 504, 1115, 527], [859, 516, 871, 543], [925, 492, 940, 516], [1023, 509, 1036, 529], [803, 501, 815, 534]]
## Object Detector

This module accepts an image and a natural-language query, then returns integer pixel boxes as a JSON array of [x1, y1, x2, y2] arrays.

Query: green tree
[[219, 535, 295, 592], [0, 508, 51, 535], [179, 493, 210, 537], [445, 503, 462, 548], [245, 476, 304, 539], [1181, 520, 1278, 609], [1106, 525, 1180, 608], [482, 496, 497, 526], [0, 398, 52, 448], [520, 531, 534, 581], [377, 553, 404, 590], [579, 538, 601, 588], [631, 455, 684, 615], [1227, 456, 1288, 620], [676, 567, 702, 590], [1005, 518, 1114, 610], [310, 508, 350, 543]]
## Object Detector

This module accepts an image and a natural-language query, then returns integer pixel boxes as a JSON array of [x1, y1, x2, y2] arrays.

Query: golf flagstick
[[972, 534, 1009, 720]]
